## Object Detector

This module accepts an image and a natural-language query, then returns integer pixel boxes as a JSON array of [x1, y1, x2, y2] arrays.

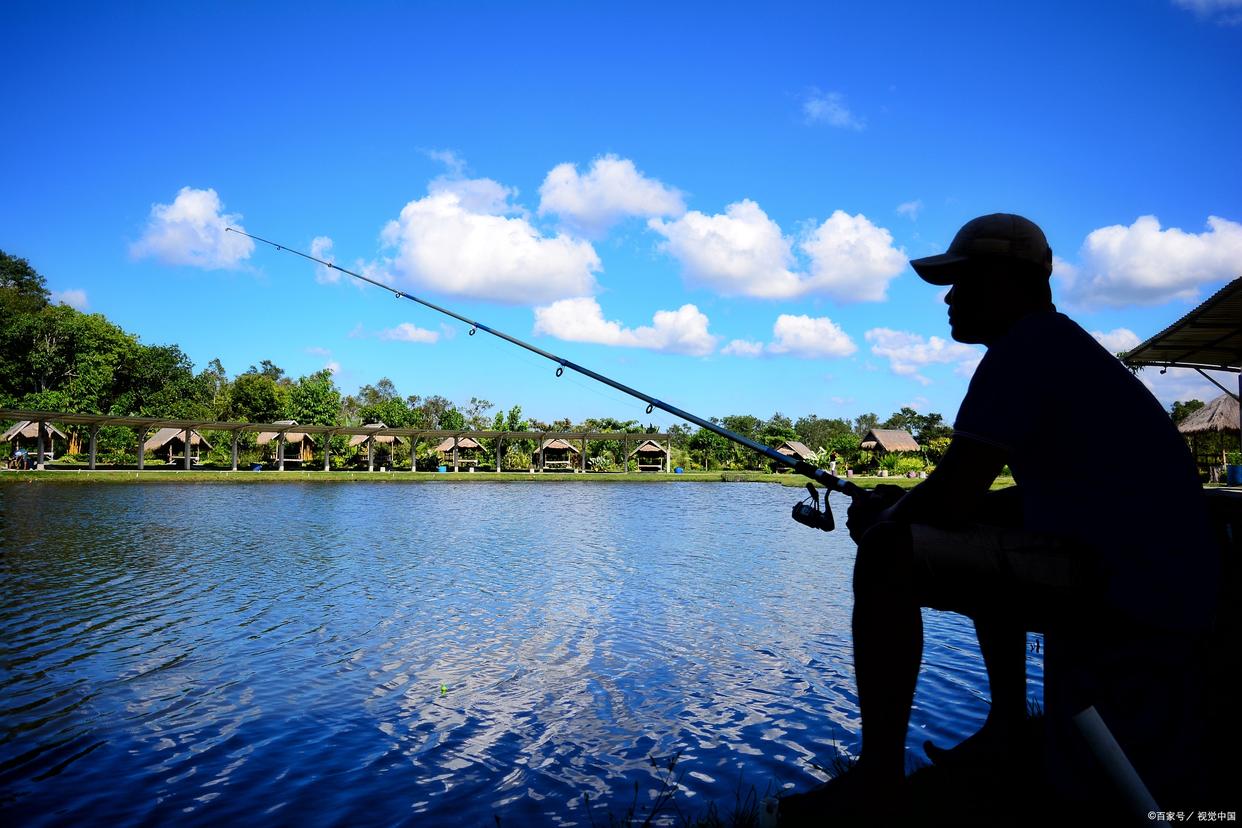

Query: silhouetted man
[[821, 214, 1217, 814]]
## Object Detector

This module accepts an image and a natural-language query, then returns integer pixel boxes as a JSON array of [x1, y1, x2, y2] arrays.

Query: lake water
[[0, 482, 1043, 825]]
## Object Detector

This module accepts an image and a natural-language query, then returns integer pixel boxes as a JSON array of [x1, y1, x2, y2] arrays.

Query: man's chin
[[949, 325, 985, 345]]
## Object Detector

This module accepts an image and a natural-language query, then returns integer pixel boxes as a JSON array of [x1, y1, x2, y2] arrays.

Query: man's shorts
[[908, 523, 1101, 630]]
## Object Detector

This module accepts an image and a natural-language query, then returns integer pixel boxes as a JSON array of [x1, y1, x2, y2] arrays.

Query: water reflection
[[0, 482, 1038, 824]]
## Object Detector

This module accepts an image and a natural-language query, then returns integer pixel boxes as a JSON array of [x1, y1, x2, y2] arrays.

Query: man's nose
[[944, 287, 954, 305]]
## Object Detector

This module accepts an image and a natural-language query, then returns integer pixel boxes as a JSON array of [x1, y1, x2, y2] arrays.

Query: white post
[[368, 437, 374, 472], [183, 428, 192, 470], [137, 428, 146, 470], [453, 436, 459, 473], [231, 431, 239, 471], [88, 424, 98, 470], [278, 433, 286, 472], [411, 436, 418, 472], [36, 420, 45, 468], [324, 433, 331, 471]]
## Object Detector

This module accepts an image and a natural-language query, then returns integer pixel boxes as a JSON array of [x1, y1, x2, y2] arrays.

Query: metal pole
[[89, 424, 98, 470]]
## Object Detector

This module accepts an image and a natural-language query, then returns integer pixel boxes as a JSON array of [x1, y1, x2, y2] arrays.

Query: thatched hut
[[1178, 393, 1241, 480], [860, 429, 920, 454], [628, 439, 669, 472], [257, 428, 318, 464], [775, 440, 815, 463], [537, 438, 580, 471], [434, 436, 482, 470], [143, 427, 212, 464], [2, 420, 67, 462]]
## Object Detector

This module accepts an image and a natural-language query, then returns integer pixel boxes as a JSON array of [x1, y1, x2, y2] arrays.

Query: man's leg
[[852, 521, 921, 787]]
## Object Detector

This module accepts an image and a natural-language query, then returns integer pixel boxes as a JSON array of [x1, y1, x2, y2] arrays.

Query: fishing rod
[[227, 227, 865, 530]]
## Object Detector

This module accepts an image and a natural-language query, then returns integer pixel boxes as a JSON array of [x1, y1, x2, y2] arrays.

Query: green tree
[[688, 426, 731, 470], [230, 371, 287, 422], [0, 250, 50, 310], [760, 412, 799, 450], [288, 370, 342, 426], [853, 412, 879, 438], [439, 407, 465, 430], [794, 415, 854, 451], [465, 397, 495, 430], [1171, 399, 1205, 425]]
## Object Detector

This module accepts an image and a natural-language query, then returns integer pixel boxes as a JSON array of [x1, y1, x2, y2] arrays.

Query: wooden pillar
[[137, 428, 147, 470], [183, 428, 192, 470], [453, 436, 459, 473], [36, 420, 46, 468], [231, 431, 239, 471], [581, 437, 587, 472], [368, 437, 375, 472], [88, 424, 98, 470]]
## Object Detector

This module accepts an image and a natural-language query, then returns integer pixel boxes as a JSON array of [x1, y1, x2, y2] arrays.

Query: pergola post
[[623, 437, 629, 474], [368, 437, 374, 472], [183, 428, 192, 470], [36, 420, 45, 468], [411, 436, 418, 472], [88, 424, 99, 470], [581, 437, 587, 472], [231, 431, 239, 471], [323, 433, 331, 471], [137, 428, 147, 470], [666, 437, 672, 473], [539, 437, 545, 472], [453, 435, 459, 472], [495, 435, 502, 473], [278, 433, 286, 472]]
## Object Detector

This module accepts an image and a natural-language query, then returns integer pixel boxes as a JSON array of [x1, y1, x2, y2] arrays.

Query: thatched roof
[[256, 431, 316, 445], [629, 439, 667, 457], [348, 433, 402, 447], [776, 440, 814, 460], [143, 427, 212, 451], [433, 436, 482, 452], [538, 438, 580, 453], [2, 420, 67, 442], [861, 429, 920, 453], [1178, 393, 1241, 436]]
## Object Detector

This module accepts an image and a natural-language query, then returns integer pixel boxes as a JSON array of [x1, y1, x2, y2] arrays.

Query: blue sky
[[3, 1, 1240, 429]]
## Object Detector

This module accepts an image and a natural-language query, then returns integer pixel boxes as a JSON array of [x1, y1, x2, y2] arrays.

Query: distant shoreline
[[0, 470, 1016, 489]]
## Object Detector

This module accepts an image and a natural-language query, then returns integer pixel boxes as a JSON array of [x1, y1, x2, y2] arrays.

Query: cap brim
[[910, 253, 970, 285]]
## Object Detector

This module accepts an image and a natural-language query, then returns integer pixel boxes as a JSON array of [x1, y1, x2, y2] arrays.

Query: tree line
[[1, 249, 963, 472]]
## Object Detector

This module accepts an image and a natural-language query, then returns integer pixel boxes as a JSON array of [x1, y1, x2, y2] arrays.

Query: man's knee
[[854, 521, 914, 598]]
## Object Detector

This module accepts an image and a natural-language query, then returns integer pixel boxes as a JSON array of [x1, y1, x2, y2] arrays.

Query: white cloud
[[650, 202, 905, 302], [51, 289, 88, 310], [721, 314, 857, 359], [305, 346, 331, 357], [130, 187, 253, 269], [428, 175, 519, 215], [802, 89, 865, 130], [722, 339, 765, 358], [768, 314, 858, 358], [1139, 366, 1236, 408], [532, 297, 717, 356], [1173, 0, 1242, 24], [310, 236, 339, 284], [1057, 215, 1242, 307], [1090, 328, 1141, 354], [896, 200, 923, 220], [800, 211, 907, 302], [378, 322, 440, 343], [325, 360, 341, 375], [380, 188, 601, 304], [538, 155, 684, 237], [865, 328, 982, 385]]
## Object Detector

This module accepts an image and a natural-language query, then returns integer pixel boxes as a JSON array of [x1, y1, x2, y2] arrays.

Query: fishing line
[[229, 228, 862, 502]]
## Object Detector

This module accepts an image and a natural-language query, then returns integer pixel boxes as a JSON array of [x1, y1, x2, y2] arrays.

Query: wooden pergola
[[0, 408, 671, 474]]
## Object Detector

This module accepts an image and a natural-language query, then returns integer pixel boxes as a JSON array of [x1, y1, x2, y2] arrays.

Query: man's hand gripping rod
[[228, 228, 865, 526]]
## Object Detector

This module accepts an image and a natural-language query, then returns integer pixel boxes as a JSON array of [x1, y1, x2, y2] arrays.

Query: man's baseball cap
[[910, 213, 1053, 285]]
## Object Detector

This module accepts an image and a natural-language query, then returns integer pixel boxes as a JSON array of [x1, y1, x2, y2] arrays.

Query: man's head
[[910, 214, 1055, 345]]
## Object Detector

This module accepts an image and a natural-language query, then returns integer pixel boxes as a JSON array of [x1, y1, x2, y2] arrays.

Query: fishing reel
[[791, 483, 834, 532]]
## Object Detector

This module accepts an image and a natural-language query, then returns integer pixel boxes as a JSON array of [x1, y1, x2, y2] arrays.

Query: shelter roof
[[434, 436, 482, 452], [1123, 277, 1242, 373], [1, 420, 68, 442], [629, 439, 667, 456], [861, 429, 920, 452], [1177, 393, 1241, 436], [776, 440, 814, 459], [348, 433, 403, 447], [143, 427, 212, 451], [539, 438, 580, 453], [256, 431, 315, 445]]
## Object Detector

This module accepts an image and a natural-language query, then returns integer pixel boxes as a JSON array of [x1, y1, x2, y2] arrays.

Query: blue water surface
[[0, 482, 1043, 825]]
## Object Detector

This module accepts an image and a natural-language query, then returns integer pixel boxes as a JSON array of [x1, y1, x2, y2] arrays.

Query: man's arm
[[881, 435, 1007, 527]]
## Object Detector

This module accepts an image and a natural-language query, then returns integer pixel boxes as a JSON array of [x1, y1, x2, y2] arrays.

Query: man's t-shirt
[[953, 311, 1217, 633]]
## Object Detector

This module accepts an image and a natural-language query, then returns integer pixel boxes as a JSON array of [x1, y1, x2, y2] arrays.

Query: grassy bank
[[0, 468, 1017, 487]]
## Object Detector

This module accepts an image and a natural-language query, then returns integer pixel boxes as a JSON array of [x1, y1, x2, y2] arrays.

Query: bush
[[1227, 451, 1242, 466], [588, 455, 613, 472], [503, 446, 532, 471]]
